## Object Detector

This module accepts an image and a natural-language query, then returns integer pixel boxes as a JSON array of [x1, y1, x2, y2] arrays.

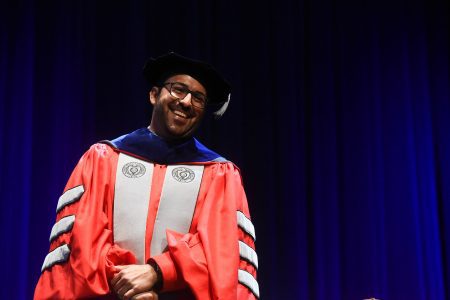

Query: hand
[[111, 264, 158, 300], [131, 291, 159, 300]]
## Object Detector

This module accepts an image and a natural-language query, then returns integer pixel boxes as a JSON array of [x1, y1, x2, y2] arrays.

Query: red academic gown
[[34, 143, 258, 299]]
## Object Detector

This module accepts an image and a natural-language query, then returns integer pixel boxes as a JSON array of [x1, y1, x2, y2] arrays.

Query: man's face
[[149, 74, 206, 140]]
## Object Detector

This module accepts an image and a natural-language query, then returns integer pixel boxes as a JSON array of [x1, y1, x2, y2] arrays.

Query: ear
[[149, 87, 160, 106]]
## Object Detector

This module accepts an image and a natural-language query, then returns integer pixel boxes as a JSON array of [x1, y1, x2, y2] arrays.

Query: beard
[[150, 98, 203, 141]]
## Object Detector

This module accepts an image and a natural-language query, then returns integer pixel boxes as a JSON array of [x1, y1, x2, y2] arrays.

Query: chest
[[112, 153, 206, 263]]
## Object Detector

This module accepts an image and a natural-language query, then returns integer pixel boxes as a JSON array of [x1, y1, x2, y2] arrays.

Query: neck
[[147, 126, 159, 137], [147, 125, 192, 144]]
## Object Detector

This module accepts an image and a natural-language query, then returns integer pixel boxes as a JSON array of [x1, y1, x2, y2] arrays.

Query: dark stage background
[[1, 0, 449, 299]]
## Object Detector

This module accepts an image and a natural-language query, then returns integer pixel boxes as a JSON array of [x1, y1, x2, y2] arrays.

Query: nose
[[178, 93, 193, 107]]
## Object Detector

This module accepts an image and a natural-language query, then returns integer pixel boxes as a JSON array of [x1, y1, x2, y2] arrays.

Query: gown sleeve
[[34, 144, 136, 300], [151, 162, 259, 299]]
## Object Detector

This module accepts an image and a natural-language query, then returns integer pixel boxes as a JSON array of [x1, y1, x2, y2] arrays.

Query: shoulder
[[192, 139, 230, 163], [76, 143, 120, 167], [88, 142, 118, 157], [204, 160, 244, 182], [206, 160, 240, 169]]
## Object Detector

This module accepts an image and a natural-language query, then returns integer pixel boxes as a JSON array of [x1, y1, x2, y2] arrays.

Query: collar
[[104, 128, 226, 164]]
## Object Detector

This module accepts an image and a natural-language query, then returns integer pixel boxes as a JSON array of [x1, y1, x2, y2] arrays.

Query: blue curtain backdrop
[[1, 0, 449, 299]]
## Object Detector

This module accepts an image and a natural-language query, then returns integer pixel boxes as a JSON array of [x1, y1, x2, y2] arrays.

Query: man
[[34, 52, 259, 300]]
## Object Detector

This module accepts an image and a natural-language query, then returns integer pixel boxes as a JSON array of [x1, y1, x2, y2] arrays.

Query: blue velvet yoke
[[104, 127, 226, 164]]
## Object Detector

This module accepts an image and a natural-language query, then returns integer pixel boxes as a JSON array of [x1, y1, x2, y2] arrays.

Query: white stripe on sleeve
[[237, 211, 256, 241], [49, 215, 75, 242], [41, 244, 71, 272], [238, 269, 260, 298], [56, 185, 84, 213], [239, 240, 258, 269]]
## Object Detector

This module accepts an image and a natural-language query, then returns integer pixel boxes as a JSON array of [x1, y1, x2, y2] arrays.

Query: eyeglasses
[[162, 82, 208, 109]]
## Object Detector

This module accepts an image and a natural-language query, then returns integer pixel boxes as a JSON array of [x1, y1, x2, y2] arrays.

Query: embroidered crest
[[172, 167, 195, 183], [122, 162, 146, 178]]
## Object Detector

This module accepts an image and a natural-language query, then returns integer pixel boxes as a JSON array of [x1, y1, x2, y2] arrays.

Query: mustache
[[168, 100, 194, 117]]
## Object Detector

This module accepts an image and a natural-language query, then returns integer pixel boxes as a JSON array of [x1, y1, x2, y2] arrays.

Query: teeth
[[173, 110, 188, 118]]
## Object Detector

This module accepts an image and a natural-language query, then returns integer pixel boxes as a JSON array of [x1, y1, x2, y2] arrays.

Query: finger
[[111, 272, 122, 286], [115, 276, 132, 297], [151, 291, 159, 300], [117, 284, 131, 299], [112, 275, 127, 292], [118, 279, 133, 295], [111, 266, 131, 286], [124, 288, 139, 300], [131, 291, 158, 300]]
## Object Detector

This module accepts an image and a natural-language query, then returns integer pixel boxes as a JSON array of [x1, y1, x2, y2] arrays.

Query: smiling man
[[34, 52, 259, 300], [150, 75, 206, 139]]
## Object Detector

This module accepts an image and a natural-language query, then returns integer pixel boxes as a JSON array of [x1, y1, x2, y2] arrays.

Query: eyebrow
[[169, 82, 207, 97]]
